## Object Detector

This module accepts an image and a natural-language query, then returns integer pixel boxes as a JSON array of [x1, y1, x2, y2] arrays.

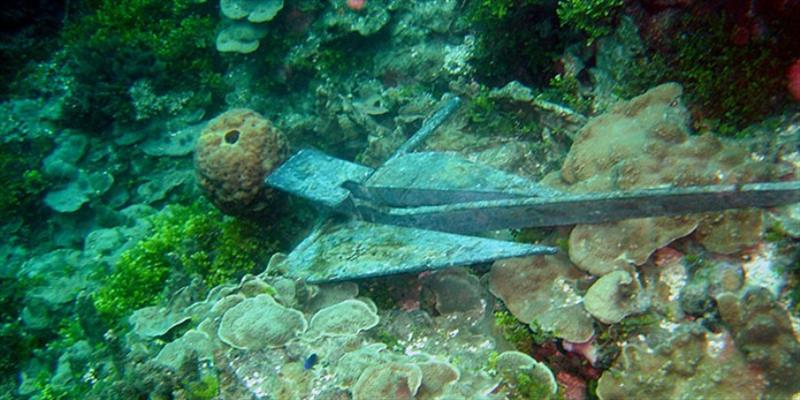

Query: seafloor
[[1, 0, 799, 399]]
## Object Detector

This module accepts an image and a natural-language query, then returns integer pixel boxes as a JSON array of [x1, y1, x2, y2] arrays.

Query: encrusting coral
[[544, 82, 778, 276], [194, 108, 289, 216], [489, 255, 595, 343]]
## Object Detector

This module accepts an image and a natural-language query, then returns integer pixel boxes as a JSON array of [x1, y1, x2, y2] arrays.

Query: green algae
[[556, 0, 624, 41], [495, 310, 555, 353], [93, 202, 278, 325], [57, 0, 225, 131]]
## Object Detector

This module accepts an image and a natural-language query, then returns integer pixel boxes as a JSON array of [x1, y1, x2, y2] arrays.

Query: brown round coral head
[[194, 108, 289, 216]]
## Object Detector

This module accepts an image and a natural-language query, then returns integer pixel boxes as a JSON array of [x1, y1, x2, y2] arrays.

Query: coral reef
[[194, 108, 289, 216], [352, 362, 422, 400], [221, 0, 284, 23], [0, 139, 51, 226], [109, 271, 561, 398], [56, 0, 224, 131], [465, 0, 569, 87], [493, 351, 558, 399], [215, 22, 269, 54], [305, 299, 379, 339], [216, 0, 284, 53], [583, 269, 648, 324]]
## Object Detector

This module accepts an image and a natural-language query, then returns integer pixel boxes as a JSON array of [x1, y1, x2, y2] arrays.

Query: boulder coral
[[194, 108, 288, 216], [547, 82, 776, 276]]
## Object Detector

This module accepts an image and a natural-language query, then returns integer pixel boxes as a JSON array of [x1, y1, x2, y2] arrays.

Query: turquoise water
[[1, 1, 799, 399]]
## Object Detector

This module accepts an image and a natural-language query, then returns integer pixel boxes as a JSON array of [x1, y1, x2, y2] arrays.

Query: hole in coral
[[224, 130, 240, 144]]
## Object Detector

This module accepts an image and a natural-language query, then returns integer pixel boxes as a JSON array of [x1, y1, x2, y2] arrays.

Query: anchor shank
[[355, 181, 800, 234]]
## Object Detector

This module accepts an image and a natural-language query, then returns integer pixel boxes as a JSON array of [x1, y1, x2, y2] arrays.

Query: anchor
[[264, 96, 800, 283]]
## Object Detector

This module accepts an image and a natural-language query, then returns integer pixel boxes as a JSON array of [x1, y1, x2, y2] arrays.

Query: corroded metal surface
[[265, 149, 372, 210], [355, 151, 561, 207], [356, 180, 800, 234], [265, 93, 800, 283], [282, 219, 556, 283]]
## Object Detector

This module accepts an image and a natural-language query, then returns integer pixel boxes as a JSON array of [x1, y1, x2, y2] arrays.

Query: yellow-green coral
[[669, 15, 785, 134]]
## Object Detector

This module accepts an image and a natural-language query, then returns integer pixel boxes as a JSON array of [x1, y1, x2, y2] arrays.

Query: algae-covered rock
[[494, 351, 558, 398], [489, 256, 594, 342], [596, 324, 767, 399], [716, 288, 800, 397], [217, 294, 307, 350]]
